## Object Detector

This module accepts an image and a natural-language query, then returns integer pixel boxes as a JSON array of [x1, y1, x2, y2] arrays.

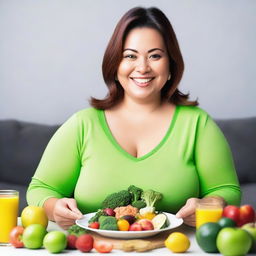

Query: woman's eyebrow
[[123, 48, 165, 53]]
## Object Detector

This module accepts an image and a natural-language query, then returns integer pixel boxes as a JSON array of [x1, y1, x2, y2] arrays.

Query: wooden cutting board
[[89, 224, 193, 252]]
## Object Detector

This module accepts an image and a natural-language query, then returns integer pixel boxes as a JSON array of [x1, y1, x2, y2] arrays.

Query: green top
[[27, 105, 241, 214]]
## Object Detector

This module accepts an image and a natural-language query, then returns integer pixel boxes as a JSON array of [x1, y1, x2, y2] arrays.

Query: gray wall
[[1, 0, 255, 125]]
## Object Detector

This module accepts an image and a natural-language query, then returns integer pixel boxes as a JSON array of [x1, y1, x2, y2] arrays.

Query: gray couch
[[0, 117, 255, 214]]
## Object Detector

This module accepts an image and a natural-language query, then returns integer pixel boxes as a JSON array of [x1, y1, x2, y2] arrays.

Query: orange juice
[[196, 207, 223, 229], [0, 190, 19, 244]]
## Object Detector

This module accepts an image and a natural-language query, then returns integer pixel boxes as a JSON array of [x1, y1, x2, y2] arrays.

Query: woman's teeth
[[132, 78, 153, 84]]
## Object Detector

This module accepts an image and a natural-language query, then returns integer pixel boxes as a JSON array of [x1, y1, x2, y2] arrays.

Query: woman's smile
[[130, 77, 155, 87]]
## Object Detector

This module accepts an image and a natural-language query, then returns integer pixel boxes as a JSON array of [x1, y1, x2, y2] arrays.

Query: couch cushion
[[240, 184, 256, 208], [215, 118, 256, 184], [0, 120, 59, 186]]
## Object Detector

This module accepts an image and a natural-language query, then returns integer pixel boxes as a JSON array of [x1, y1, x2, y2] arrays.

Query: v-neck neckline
[[97, 105, 179, 162]]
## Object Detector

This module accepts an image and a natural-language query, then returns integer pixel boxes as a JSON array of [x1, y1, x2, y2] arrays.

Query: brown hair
[[90, 7, 198, 109]]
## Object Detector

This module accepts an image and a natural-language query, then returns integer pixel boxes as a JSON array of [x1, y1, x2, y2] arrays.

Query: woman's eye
[[150, 54, 161, 59], [124, 54, 136, 59]]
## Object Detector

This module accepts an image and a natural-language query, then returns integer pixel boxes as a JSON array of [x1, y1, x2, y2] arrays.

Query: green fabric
[[26, 105, 241, 214]]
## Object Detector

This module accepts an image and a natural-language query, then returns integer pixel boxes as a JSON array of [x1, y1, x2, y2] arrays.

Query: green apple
[[23, 224, 47, 249], [216, 227, 252, 256], [43, 231, 67, 253], [241, 222, 256, 252]]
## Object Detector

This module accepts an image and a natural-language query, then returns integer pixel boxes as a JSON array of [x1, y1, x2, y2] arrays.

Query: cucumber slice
[[152, 213, 170, 229]]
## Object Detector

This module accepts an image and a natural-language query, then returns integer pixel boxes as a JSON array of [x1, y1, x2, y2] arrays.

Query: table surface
[[0, 218, 223, 256]]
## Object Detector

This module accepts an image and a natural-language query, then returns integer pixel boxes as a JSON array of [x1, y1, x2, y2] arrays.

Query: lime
[[196, 222, 221, 253], [218, 217, 236, 228]]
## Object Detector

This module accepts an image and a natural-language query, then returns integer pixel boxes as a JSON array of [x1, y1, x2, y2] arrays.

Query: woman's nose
[[135, 58, 151, 73]]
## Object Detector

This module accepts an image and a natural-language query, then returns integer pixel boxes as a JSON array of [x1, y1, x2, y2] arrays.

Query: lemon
[[165, 232, 190, 253], [21, 206, 48, 228]]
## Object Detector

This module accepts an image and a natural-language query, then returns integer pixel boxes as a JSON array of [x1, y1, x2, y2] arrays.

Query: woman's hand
[[44, 197, 83, 230], [175, 196, 226, 227]]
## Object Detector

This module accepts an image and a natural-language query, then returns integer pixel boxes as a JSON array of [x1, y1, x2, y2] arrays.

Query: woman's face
[[117, 27, 170, 103]]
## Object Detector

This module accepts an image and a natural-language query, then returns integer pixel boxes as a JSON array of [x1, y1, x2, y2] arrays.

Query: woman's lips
[[130, 77, 155, 87]]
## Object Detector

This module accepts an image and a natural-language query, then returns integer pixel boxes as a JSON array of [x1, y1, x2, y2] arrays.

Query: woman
[[27, 7, 241, 229]]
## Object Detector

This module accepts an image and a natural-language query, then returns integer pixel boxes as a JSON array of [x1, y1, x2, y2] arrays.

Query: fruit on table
[[222, 204, 255, 227], [222, 205, 240, 225], [43, 231, 67, 253], [22, 224, 47, 249], [117, 219, 130, 231], [216, 227, 252, 256], [241, 222, 256, 252], [9, 226, 24, 248], [196, 222, 221, 253], [66, 234, 77, 249], [75, 234, 94, 252], [218, 217, 236, 228], [165, 232, 190, 253], [21, 206, 48, 228], [94, 240, 113, 253], [239, 205, 255, 226]]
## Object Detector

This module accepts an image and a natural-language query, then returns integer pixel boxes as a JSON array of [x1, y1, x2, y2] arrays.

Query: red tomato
[[9, 226, 24, 248], [66, 234, 77, 249], [94, 240, 113, 253], [222, 205, 240, 225], [238, 205, 255, 226], [88, 222, 100, 229], [75, 234, 94, 252]]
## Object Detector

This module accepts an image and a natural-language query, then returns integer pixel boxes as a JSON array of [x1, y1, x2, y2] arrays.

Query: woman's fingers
[[183, 213, 196, 227], [176, 198, 199, 218], [55, 198, 82, 220], [66, 199, 83, 219]]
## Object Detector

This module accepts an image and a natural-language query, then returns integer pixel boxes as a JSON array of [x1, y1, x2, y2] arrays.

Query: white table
[[0, 219, 222, 256]]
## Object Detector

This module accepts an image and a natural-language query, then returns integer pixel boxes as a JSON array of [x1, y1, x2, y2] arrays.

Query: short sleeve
[[26, 113, 82, 207], [195, 114, 241, 205]]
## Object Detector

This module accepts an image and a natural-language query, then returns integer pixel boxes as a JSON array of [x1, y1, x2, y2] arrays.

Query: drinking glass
[[0, 190, 19, 245], [196, 200, 223, 229]]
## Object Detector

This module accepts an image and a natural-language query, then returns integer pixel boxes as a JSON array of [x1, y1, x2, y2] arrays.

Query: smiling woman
[[26, 7, 241, 230], [117, 27, 170, 103]]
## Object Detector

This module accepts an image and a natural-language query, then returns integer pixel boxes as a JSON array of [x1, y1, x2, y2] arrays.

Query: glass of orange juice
[[196, 200, 223, 229], [0, 190, 19, 245]]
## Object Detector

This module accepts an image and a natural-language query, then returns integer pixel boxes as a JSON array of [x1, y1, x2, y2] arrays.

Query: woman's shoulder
[[177, 105, 209, 118], [74, 107, 100, 119]]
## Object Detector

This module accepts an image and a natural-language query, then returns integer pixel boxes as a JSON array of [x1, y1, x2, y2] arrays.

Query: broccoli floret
[[102, 190, 132, 209], [132, 200, 146, 209], [140, 189, 163, 215], [67, 224, 87, 236], [99, 216, 118, 230], [128, 185, 146, 209], [88, 209, 107, 224]]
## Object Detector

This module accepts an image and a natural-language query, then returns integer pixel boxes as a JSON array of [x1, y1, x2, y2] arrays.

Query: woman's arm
[[176, 114, 241, 226], [26, 113, 84, 228]]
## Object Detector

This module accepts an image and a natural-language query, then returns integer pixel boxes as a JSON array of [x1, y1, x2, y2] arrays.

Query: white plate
[[76, 212, 183, 239]]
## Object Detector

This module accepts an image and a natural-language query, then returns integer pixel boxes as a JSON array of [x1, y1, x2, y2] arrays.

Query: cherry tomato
[[88, 222, 100, 229]]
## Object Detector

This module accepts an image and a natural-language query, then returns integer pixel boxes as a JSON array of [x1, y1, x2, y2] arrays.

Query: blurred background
[[1, 0, 255, 125]]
